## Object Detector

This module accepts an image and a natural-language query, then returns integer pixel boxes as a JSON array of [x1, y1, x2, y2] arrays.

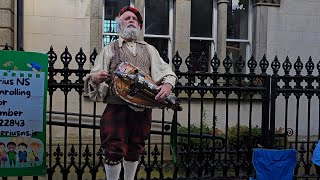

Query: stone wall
[[267, 0, 320, 67], [0, 0, 14, 49], [24, 0, 91, 69]]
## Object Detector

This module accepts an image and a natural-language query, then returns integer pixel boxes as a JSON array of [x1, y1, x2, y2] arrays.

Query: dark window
[[104, 0, 130, 21], [226, 41, 248, 73], [227, 0, 248, 39], [190, 40, 211, 72], [191, 0, 213, 37], [144, 38, 168, 58], [145, 0, 169, 35], [103, 0, 130, 44]]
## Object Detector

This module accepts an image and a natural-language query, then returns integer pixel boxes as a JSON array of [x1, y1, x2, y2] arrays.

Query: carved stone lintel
[[254, 0, 281, 7]]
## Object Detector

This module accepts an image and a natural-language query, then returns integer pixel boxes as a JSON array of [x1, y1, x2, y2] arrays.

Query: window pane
[[104, 20, 118, 33], [191, 0, 213, 37], [104, 0, 130, 33], [226, 41, 248, 73], [103, 35, 119, 46], [145, 0, 169, 35], [227, 0, 248, 39], [144, 38, 168, 58], [190, 40, 211, 71]]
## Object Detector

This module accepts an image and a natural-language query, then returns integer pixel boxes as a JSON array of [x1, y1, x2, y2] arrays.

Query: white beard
[[121, 27, 139, 41]]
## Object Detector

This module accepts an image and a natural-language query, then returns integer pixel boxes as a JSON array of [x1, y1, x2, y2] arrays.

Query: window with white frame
[[190, 0, 217, 72], [103, 0, 131, 46], [103, 0, 173, 61], [227, 0, 252, 73], [144, 0, 173, 61]]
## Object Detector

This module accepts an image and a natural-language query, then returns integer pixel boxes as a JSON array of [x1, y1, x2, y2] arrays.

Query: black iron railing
[[1, 43, 320, 179]]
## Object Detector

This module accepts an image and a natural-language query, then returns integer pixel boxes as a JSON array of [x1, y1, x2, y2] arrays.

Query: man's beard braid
[[121, 27, 139, 41]]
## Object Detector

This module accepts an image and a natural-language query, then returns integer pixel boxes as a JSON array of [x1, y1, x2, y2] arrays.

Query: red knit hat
[[118, 6, 143, 29]]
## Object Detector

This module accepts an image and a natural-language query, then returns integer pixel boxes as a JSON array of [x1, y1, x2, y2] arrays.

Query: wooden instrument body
[[113, 62, 182, 111]]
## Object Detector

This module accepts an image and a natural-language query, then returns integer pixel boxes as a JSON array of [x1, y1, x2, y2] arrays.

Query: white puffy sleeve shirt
[[84, 38, 178, 102]]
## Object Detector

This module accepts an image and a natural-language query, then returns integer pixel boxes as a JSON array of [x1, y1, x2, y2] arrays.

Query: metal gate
[[1, 44, 320, 179]]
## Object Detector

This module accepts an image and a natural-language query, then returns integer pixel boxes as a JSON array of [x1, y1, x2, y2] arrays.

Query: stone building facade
[[1, 0, 283, 69], [2, 0, 320, 137]]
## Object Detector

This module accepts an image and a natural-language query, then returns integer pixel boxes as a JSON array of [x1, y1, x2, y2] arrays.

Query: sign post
[[0, 50, 48, 176]]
